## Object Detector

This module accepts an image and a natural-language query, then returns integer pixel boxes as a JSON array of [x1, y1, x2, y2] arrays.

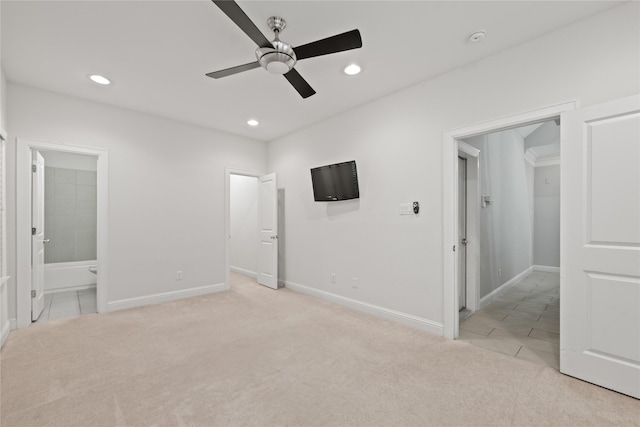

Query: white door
[[458, 157, 467, 310], [561, 94, 640, 398], [31, 151, 46, 321], [257, 173, 278, 289]]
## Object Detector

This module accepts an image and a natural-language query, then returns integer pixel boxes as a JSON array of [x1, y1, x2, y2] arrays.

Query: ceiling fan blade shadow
[[212, 1, 272, 48], [206, 61, 261, 79], [295, 29, 362, 60], [284, 69, 316, 99]]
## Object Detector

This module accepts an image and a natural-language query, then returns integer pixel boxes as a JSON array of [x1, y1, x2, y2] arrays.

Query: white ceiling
[[1, 1, 621, 141]]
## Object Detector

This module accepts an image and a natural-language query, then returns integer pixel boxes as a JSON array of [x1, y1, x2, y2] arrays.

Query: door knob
[[42, 239, 51, 244], [461, 238, 467, 245]]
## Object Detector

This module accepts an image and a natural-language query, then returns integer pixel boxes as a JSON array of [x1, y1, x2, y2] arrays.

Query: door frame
[[16, 138, 109, 329], [224, 168, 262, 289], [457, 141, 480, 314], [442, 101, 576, 339]]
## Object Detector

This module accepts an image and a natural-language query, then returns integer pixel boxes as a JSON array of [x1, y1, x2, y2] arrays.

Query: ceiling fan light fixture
[[344, 64, 361, 75], [256, 40, 297, 74]]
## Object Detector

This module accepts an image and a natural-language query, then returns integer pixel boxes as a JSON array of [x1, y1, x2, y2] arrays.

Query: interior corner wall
[[465, 130, 533, 299], [5, 83, 267, 319], [266, 2, 639, 327], [230, 174, 258, 277], [533, 165, 560, 267]]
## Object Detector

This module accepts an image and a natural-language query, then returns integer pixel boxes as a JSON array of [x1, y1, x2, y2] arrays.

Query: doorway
[[16, 138, 108, 329], [456, 120, 561, 369], [225, 169, 279, 291], [442, 101, 574, 341], [34, 150, 99, 323]]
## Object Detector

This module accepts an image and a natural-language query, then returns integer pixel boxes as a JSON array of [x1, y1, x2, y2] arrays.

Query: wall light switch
[[400, 203, 413, 215]]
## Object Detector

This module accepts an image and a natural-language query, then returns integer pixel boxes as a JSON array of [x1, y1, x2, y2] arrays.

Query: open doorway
[[16, 138, 108, 329], [33, 150, 99, 323], [441, 101, 575, 362], [228, 173, 260, 288], [225, 169, 279, 291], [456, 120, 561, 369]]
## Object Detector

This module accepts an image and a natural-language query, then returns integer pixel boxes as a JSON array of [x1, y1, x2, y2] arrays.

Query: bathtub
[[44, 260, 97, 292]]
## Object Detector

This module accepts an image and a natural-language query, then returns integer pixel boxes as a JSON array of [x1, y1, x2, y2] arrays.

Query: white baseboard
[[479, 266, 533, 309], [45, 284, 96, 295], [107, 283, 226, 313], [1, 321, 10, 348], [283, 280, 443, 336], [230, 266, 257, 279], [533, 265, 560, 273]]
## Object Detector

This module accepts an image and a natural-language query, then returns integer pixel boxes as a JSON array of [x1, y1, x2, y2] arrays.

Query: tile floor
[[35, 288, 97, 323], [459, 271, 560, 370]]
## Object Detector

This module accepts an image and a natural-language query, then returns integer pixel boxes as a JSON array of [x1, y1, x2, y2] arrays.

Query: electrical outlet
[[498, 268, 502, 277], [176, 270, 184, 281], [351, 277, 358, 289], [331, 273, 336, 283]]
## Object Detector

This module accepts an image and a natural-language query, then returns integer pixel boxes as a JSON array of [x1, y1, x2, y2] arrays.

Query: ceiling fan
[[206, 0, 363, 99]]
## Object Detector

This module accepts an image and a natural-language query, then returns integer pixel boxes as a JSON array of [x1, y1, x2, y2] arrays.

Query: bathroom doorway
[[16, 138, 109, 329], [34, 150, 99, 322]]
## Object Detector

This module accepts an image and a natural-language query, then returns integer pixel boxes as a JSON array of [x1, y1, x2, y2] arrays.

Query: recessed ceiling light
[[343, 64, 361, 76], [468, 30, 486, 43], [247, 119, 260, 127], [89, 74, 111, 85]]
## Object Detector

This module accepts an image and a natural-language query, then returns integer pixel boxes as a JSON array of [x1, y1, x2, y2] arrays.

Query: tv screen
[[311, 160, 360, 202]]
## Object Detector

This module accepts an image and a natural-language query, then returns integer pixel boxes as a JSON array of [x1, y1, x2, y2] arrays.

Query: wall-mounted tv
[[311, 160, 360, 202]]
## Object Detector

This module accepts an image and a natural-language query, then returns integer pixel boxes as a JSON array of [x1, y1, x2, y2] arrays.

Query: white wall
[[0, 66, 9, 347], [465, 129, 533, 298], [6, 83, 267, 319], [534, 165, 560, 267], [230, 174, 258, 277], [267, 2, 639, 328]]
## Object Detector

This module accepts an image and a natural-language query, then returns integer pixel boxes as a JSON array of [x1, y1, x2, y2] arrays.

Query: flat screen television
[[310, 160, 360, 202]]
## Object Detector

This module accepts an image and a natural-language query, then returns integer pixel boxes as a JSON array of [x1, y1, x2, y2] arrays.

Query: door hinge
[[453, 245, 456, 252], [31, 290, 36, 298], [32, 227, 36, 235], [32, 164, 36, 173]]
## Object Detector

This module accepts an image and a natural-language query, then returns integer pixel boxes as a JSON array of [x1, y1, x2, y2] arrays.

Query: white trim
[[533, 265, 560, 273], [284, 280, 443, 336], [524, 151, 537, 167], [230, 266, 257, 279], [479, 266, 533, 309], [534, 157, 561, 167], [45, 284, 96, 294], [1, 320, 10, 348], [457, 140, 480, 158], [107, 283, 226, 312], [225, 168, 264, 291], [456, 143, 480, 312], [442, 101, 577, 339], [16, 138, 109, 328]]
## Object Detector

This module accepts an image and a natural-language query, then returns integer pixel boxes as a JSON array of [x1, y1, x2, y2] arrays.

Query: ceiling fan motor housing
[[255, 16, 297, 74]]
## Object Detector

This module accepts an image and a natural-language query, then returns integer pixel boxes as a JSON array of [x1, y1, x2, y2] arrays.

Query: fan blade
[[206, 61, 261, 79], [212, 1, 271, 48], [284, 69, 316, 99], [294, 29, 362, 60]]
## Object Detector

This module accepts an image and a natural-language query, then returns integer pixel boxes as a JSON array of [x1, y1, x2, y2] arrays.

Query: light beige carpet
[[1, 273, 638, 426]]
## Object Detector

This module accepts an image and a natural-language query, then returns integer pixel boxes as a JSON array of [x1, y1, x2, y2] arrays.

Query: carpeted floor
[[1, 273, 638, 426]]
